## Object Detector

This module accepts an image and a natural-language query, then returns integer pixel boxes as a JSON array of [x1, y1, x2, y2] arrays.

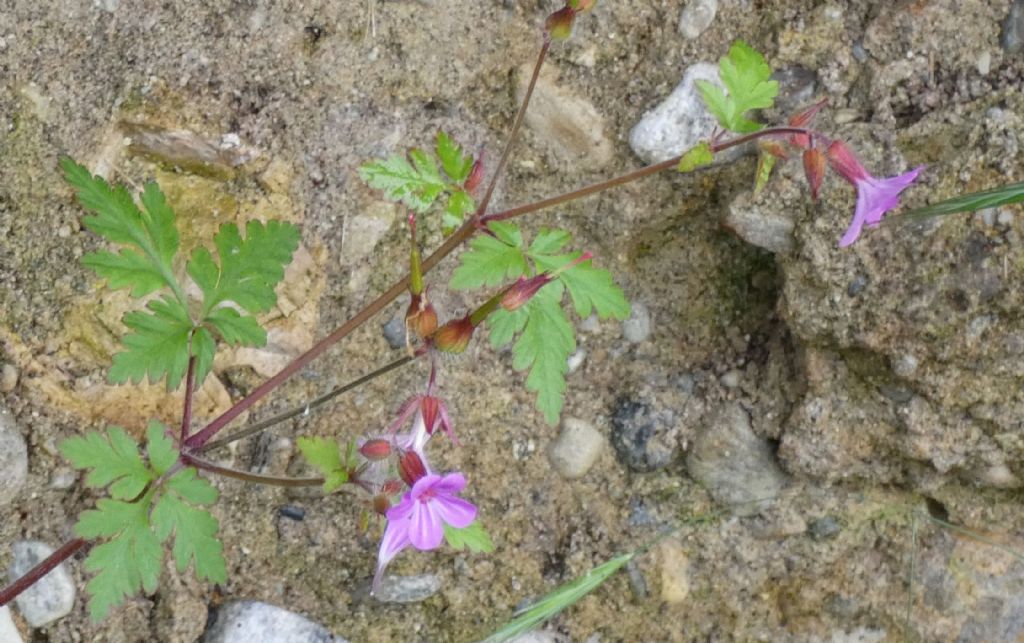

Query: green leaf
[[191, 326, 217, 388], [190, 220, 300, 317], [444, 190, 476, 231], [678, 141, 714, 173], [75, 497, 163, 621], [60, 427, 153, 500], [436, 131, 474, 183], [510, 283, 574, 423], [359, 153, 448, 213], [480, 552, 635, 643], [450, 223, 529, 290], [62, 158, 182, 299], [754, 150, 777, 194], [297, 436, 349, 493], [887, 181, 1024, 224], [205, 307, 267, 346], [152, 468, 225, 584], [487, 305, 530, 349], [109, 295, 194, 389], [145, 421, 178, 475], [528, 228, 571, 256], [532, 253, 630, 321], [696, 40, 778, 133], [444, 520, 495, 553]]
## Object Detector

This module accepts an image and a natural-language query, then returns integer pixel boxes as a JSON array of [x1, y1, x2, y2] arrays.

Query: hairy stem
[[198, 355, 415, 453], [184, 454, 324, 488], [0, 538, 89, 608]]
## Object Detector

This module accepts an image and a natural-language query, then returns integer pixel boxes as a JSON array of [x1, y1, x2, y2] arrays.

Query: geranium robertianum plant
[[5, 0, 991, 627]]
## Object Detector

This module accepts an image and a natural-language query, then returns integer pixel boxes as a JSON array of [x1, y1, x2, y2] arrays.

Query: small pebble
[[8, 541, 75, 627], [678, 0, 718, 40], [566, 349, 586, 374], [851, 40, 868, 62], [203, 600, 345, 642], [622, 302, 651, 343], [720, 369, 741, 389], [976, 50, 992, 75], [548, 417, 605, 479], [0, 606, 22, 643], [0, 410, 27, 506], [978, 207, 998, 226], [610, 397, 678, 472], [0, 364, 17, 392], [892, 354, 918, 378], [808, 516, 842, 540], [847, 275, 868, 297], [49, 467, 76, 490], [372, 574, 441, 604], [998, 209, 1014, 226], [1002, 0, 1024, 53], [278, 505, 306, 521], [381, 316, 406, 350]]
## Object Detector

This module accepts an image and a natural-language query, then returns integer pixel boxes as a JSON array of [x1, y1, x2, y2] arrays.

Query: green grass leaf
[[450, 223, 529, 290], [481, 552, 635, 642], [696, 40, 778, 134], [152, 468, 225, 584], [109, 295, 194, 389], [297, 436, 350, 492], [444, 520, 495, 553], [886, 181, 1024, 224], [436, 131, 474, 183], [510, 283, 575, 423], [60, 427, 154, 500], [62, 158, 182, 299], [75, 497, 162, 621]]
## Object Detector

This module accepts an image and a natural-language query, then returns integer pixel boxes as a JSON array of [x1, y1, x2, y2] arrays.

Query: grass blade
[[888, 182, 1024, 224]]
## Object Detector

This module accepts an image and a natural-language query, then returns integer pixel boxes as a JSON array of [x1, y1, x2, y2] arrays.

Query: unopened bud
[[398, 450, 427, 486], [372, 494, 391, 516], [802, 148, 826, 201], [380, 479, 403, 496], [545, 7, 576, 40], [758, 139, 789, 161], [788, 98, 827, 129], [501, 274, 554, 312], [433, 316, 475, 354], [420, 396, 441, 435], [359, 439, 392, 461], [406, 294, 438, 339], [464, 157, 484, 195]]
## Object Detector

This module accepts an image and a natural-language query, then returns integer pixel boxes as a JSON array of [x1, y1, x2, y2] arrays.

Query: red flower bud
[[420, 396, 441, 435], [380, 479, 403, 496], [359, 439, 392, 461], [464, 157, 484, 196], [406, 293, 438, 340], [501, 274, 554, 312], [802, 148, 827, 201], [433, 316, 475, 354], [398, 450, 427, 486], [545, 7, 576, 40]]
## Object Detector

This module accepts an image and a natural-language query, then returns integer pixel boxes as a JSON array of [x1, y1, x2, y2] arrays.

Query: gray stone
[[808, 516, 842, 540], [724, 190, 795, 253], [629, 62, 724, 164], [372, 574, 441, 603], [0, 364, 17, 393], [1002, 0, 1024, 53], [0, 606, 23, 643], [610, 397, 679, 472], [719, 369, 741, 389], [517, 64, 613, 171], [202, 600, 345, 643], [621, 302, 651, 343], [548, 417, 605, 479], [381, 316, 406, 350], [678, 0, 717, 40], [686, 403, 786, 516], [8, 541, 75, 627], [0, 411, 27, 506]]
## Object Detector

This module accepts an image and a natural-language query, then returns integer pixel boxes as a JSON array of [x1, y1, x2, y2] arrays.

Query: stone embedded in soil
[[371, 574, 441, 604], [686, 403, 786, 516], [1002, 0, 1024, 53], [678, 0, 718, 40], [808, 516, 842, 540], [7, 541, 75, 628], [381, 316, 407, 350], [657, 538, 690, 604], [628, 62, 724, 164], [547, 417, 605, 479], [202, 600, 345, 643], [0, 364, 17, 392], [0, 410, 28, 506], [621, 301, 651, 343], [769, 66, 818, 116], [724, 190, 795, 253], [516, 64, 613, 171], [0, 606, 23, 643], [610, 397, 679, 472]]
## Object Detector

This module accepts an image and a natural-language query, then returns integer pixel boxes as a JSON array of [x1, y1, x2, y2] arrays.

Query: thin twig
[[184, 454, 324, 488], [198, 355, 415, 453], [0, 538, 88, 608], [180, 354, 196, 442]]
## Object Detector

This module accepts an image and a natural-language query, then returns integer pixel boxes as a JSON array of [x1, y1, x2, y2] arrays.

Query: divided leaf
[[509, 283, 575, 423], [531, 252, 630, 320], [696, 40, 778, 133], [60, 426, 154, 500], [151, 469, 225, 584], [297, 436, 351, 492], [449, 222, 529, 289], [443, 520, 495, 553], [62, 158, 181, 298], [678, 141, 714, 173], [109, 295, 195, 389], [436, 131, 474, 183]]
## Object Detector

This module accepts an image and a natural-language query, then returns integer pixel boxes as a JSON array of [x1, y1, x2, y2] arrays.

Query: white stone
[[0, 411, 27, 506], [8, 542, 75, 627], [678, 0, 718, 40], [203, 601, 345, 642], [629, 63, 724, 164], [0, 606, 23, 643], [548, 418, 605, 479], [622, 302, 651, 343]]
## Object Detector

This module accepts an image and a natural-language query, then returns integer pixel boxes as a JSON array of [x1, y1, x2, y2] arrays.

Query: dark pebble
[[808, 516, 841, 540], [279, 505, 306, 521], [610, 398, 679, 473]]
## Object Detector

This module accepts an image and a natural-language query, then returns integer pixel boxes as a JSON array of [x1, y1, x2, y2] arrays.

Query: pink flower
[[371, 472, 477, 593], [827, 141, 924, 247]]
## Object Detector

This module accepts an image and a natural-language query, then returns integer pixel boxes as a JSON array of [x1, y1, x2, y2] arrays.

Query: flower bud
[[406, 293, 438, 340], [545, 7, 576, 40], [802, 148, 826, 201], [398, 450, 427, 486], [501, 275, 554, 312], [758, 139, 789, 161], [420, 396, 441, 435], [380, 479, 403, 496], [359, 439, 392, 461], [433, 316, 474, 354], [464, 157, 484, 196]]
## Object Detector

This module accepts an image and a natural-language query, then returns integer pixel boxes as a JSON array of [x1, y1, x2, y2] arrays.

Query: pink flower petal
[[433, 472, 467, 495], [434, 495, 477, 529], [373, 517, 412, 594], [408, 498, 444, 550]]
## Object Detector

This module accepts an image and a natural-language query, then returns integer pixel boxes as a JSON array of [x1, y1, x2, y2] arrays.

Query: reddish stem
[[183, 454, 324, 488], [0, 538, 88, 608], [180, 354, 196, 443]]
